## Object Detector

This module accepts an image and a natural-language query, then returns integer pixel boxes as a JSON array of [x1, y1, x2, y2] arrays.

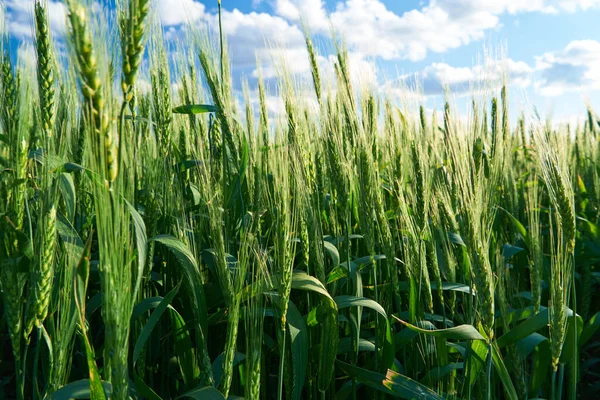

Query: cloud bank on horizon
[[3, 0, 600, 119]]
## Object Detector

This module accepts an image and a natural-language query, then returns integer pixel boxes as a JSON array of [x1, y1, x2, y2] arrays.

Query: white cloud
[[272, 0, 329, 32], [328, 0, 500, 61], [158, 0, 206, 27], [221, 9, 306, 69], [535, 40, 600, 96], [382, 38, 600, 99], [266, 0, 600, 63], [4, 0, 67, 39], [556, 0, 600, 12], [390, 58, 533, 97], [432, 0, 554, 15], [432, 0, 600, 14], [254, 46, 320, 79]]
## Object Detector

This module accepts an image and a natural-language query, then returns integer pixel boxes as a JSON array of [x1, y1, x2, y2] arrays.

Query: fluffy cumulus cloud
[[4, 0, 67, 39], [388, 58, 533, 96], [272, 0, 600, 62], [390, 39, 600, 98], [272, 0, 329, 32], [535, 40, 600, 96], [222, 8, 306, 70], [555, 0, 600, 12], [5, 0, 600, 102], [155, 1, 309, 75], [158, 0, 207, 26]]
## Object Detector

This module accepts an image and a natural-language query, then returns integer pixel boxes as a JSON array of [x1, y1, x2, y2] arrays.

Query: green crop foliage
[[0, 1, 598, 400]]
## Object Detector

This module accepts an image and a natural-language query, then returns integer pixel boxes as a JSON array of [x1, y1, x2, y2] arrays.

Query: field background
[[0, 1, 599, 399]]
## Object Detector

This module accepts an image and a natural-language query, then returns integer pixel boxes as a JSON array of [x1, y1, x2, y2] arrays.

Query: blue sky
[[3, 0, 600, 124]]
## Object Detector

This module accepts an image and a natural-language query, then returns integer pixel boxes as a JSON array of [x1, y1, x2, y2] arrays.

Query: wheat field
[[0, 1, 599, 399]]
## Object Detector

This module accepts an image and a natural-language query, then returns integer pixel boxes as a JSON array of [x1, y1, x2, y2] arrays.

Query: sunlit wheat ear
[[1, 51, 19, 134], [34, 1, 56, 141], [119, 0, 150, 103], [24, 206, 57, 339], [66, 0, 116, 183], [526, 178, 543, 313], [501, 85, 509, 141], [534, 126, 575, 372], [420, 104, 427, 133], [304, 28, 322, 103]]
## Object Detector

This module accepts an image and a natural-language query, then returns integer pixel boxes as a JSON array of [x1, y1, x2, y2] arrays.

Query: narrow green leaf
[[498, 207, 530, 249], [422, 362, 464, 386], [335, 295, 387, 319], [529, 340, 551, 397], [448, 232, 466, 247], [491, 342, 518, 400], [467, 339, 488, 386], [52, 162, 84, 174], [55, 210, 84, 266], [173, 104, 218, 114], [126, 199, 147, 302], [515, 333, 548, 358], [176, 386, 226, 399], [338, 338, 376, 354], [502, 244, 525, 259], [559, 315, 583, 364], [133, 282, 181, 365], [58, 173, 76, 222], [318, 306, 339, 392], [151, 235, 208, 337], [337, 361, 444, 399], [133, 373, 163, 400], [392, 316, 485, 340], [49, 380, 111, 400], [580, 311, 600, 347], [292, 271, 335, 303], [171, 307, 200, 388], [323, 241, 340, 267], [496, 308, 549, 348], [212, 351, 245, 388], [287, 301, 308, 400]]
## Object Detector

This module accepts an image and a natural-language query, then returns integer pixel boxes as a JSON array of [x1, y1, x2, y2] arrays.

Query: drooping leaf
[[529, 340, 551, 397], [323, 241, 340, 267], [176, 386, 226, 400], [49, 380, 111, 400], [212, 352, 245, 388], [337, 361, 444, 399], [502, 244, 525, 259], [335, 295, 387, 319], [58, 173, 77, 222], [392, 316, 485, 340], [151, 235, 208, 337], [171, 306, 200, 388], [448, 232, 466, 247], [55, 210, 84, 265], [133, 282, 181, 365], [581, 311, 600, 347], [559, 314, 583, 364], [515, 332, 548, 358], [337, 337, 376, 355], [292, 271, 335, 302], [496, 308, 549, 348], [491, 342, 518, 400], [52, 162, 84, 174], [173, 104, 218, 114], [421, 362, 464, 386], [498, 207, 530, 249], [126, 199, 147, 302], [287, 301, 307, 400]]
